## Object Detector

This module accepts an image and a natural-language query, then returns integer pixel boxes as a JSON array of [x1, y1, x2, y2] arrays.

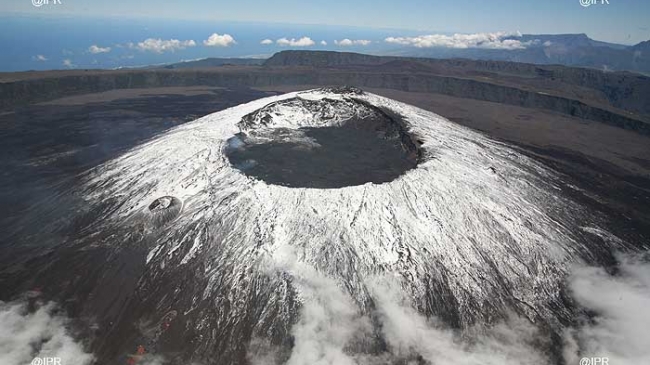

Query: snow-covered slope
[[78, 87, 631, 364]]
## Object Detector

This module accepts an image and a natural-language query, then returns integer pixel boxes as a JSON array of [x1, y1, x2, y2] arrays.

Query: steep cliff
[[2, 52, 649, 135]]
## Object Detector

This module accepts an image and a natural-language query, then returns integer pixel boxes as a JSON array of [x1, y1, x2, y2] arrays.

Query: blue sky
[[2, 0, 649, 44], [1, 0, 649, 71]]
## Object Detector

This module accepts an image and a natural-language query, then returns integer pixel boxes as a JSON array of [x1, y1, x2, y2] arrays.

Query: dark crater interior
[[226, 97, 422, 188]]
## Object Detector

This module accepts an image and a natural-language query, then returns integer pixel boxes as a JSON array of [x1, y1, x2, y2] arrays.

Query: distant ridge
[[633, 40, 650, 52], [264, 51, 390, 67], [380, 33, 650, 75], [264, 49, 645, 78], [159, 58, 265, 69], [2, 50, 648, 135], [264, 50, 650, 121]]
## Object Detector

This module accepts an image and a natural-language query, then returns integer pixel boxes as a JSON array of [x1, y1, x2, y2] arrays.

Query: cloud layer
[[385, 31, 535, 50], [268, 244, 371, 365], [0, 301, 93, 365], [249, 244, 549, 365], [129, 38, 197, 53], [248, 250, 650, 365], [334, 39, 372, 46], [203, 33, 236, 47], [369, 280, 547, 365], [276, 37, 315, 47], [563, 253, 650, 365], [1, 252, 647, 365], [88, 45, 111, 54]]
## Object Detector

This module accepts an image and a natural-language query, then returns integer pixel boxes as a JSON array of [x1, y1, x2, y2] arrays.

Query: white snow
[[81, 88, 627, 331]]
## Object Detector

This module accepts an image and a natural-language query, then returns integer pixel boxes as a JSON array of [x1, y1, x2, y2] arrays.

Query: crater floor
[[226, 113, 419, 188]]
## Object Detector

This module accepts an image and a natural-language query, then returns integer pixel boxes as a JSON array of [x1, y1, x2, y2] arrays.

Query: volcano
[[2, 87, 643, 365]]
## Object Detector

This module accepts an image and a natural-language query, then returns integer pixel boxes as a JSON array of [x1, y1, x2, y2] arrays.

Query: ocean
[[0, 14, 421, 71]]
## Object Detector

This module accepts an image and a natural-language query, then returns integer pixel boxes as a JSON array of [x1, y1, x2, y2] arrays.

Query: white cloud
[[544, 41, 553, 47], [33, 55, 47, 61], [62, 59, 75, 68], [88, 45, 111, 54], [251, 247, 650, 365], [1, 250, 643, 365], [264, 244, 370, 365], [334, 39, 372, 46], [369, 279, 547, 365], [563, 253, 650, 365], [255, 245, 547, 365], [203, 33, 236, 47], [0, 300, 94, 365], [276, 37, 315, 47], [129, 38, 197, 53], [320, 40, 327, 46], [248, 244, 371, 365], [260, 39, 273, 45], [384, 31, 536, 50]]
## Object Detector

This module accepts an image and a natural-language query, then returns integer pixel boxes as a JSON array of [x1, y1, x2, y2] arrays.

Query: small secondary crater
[[226, 97, 422, 188], [147, 196, 182, 227]]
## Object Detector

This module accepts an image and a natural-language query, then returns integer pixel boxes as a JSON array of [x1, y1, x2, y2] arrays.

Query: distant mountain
[[264, 51, 389, 67], [633, 40, 650, 53], [388, 34, 650, 75], [158, 58, 265, 69], [514, 33, 627, 50], [264, 50, 650, 119], [142, 35, 650, 75]]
